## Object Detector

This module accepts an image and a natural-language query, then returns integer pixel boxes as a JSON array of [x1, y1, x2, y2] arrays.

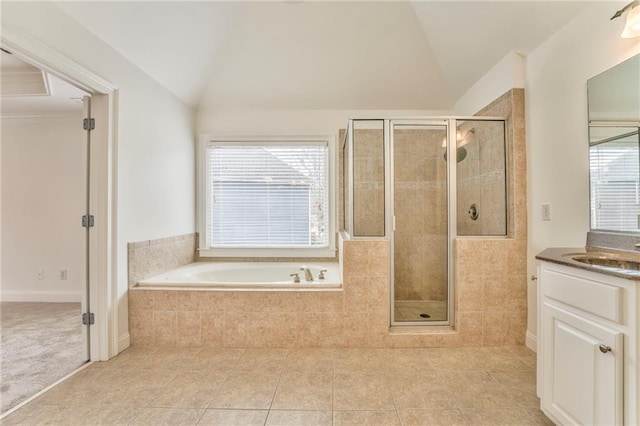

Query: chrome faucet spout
[[299, 266, 313, 281]]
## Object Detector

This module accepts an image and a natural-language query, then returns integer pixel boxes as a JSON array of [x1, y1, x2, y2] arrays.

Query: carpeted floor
[[0, 302, 87, 414]]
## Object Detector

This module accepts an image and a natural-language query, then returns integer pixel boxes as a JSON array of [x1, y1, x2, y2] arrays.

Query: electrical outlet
[[36, 269, 44, 280], [542, 203, 551, 221], [60, 269, 68, 280]]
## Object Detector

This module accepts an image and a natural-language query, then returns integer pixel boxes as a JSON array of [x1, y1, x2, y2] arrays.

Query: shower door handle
[[392, 215, 396, 232]]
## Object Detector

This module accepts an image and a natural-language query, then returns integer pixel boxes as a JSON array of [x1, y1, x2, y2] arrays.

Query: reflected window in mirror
[[590, 126, 640, 232]]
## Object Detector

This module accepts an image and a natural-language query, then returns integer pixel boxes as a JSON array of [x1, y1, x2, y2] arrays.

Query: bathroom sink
[[566, 252, 640, 271]]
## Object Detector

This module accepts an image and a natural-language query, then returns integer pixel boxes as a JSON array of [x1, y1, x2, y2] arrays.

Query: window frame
[[197, 135, 337, 258]]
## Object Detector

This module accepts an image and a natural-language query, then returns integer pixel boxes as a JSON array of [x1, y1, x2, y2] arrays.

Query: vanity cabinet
[[537, 261, 639, 425]]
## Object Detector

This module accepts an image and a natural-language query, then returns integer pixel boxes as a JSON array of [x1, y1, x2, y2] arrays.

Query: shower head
[[443, 127, 473, 163], [443, 146, 468, 163]]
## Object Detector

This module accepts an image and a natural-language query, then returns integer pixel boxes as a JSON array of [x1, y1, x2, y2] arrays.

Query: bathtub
[[136, 261, 342, 290]]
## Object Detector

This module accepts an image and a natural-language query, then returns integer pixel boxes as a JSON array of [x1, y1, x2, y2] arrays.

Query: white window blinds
[[590, 138, 640, 232], [206, 143, 329, 248]]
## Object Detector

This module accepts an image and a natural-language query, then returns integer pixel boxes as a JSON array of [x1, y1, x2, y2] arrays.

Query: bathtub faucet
[[299, 266, 314, 281]]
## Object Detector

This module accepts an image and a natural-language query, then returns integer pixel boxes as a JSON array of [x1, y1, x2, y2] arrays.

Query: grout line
[[264, 349, 289, 425]]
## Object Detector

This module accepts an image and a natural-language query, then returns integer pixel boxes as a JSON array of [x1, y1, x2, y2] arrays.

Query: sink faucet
[[299, 265, 313, 281]]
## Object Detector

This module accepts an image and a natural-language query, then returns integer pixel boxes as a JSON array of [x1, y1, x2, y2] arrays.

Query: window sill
[[198, 247, 337, 258]]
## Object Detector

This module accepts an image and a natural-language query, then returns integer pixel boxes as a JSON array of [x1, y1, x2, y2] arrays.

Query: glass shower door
[[391, 121, 450, 324]]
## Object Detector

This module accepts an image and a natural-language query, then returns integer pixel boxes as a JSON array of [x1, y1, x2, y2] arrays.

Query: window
[[198, 136, 336, 257]]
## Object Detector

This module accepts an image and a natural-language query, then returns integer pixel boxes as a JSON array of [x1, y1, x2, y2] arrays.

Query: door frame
[[388, 119, 454, 327], [1, 26, 118, 361]]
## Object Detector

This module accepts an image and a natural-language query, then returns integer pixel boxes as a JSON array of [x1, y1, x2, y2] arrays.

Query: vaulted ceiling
[[54, 1, 592, 110]]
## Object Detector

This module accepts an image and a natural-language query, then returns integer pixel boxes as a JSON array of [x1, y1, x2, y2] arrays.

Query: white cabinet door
[[542, 301, 623, 426]]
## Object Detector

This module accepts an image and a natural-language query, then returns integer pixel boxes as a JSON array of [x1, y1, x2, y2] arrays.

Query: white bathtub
[[136, 261, 342, 290]]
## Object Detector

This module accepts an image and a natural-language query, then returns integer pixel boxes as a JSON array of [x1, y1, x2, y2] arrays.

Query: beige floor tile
[[209, 371, 280, 409], [461, 408, 537, 425], [475, 348, 534, 372], [334, 349, 384, 373], [525, 408, 556, 425], [271, 372, 332, 410], [397, 409, 469, 426], [438, 371, 516, 409], [186, 348, 245, 372], [129, 407, 204, 425], [1, 404, 141, 426], [91, 369, 177, 407], [266, 410, 332, 426], [333, 410, 401, 426], [284, 349, 334, 373], [377, 348, 435, 372], [490, 370, 539, 408], [147, 372, 227, 408], [506, 345, 537, 359], [5, 345, 545, 425], [333, 373, 394, 410], [425, 348, 486, 371], [387, 372, 456, 409], [232, 349, 288, 373], [141, 347, 200, 371], [91, 346, 158, 370], [197, 409, 268, 425], [37, 368, 138, 406]]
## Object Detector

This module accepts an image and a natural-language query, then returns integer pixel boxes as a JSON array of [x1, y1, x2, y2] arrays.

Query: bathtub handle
[[319, 269, 327, 280], [290, 273, 300, 283]]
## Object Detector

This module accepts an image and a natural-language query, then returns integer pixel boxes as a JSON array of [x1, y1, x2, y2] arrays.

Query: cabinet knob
[[599, 344, 612, 354]]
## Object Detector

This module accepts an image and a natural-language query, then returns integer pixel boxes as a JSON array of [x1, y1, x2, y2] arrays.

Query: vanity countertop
[[536, 247, 640, 280]]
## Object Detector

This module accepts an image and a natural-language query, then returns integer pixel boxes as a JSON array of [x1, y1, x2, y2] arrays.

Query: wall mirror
[[588, 54, 640, 233]]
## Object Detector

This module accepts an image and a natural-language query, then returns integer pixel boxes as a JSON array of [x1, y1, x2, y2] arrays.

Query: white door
[[542, 301, 623, 425]]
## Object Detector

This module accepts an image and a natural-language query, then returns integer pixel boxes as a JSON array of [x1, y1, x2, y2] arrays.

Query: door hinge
[[82, 312, 95, 325], [83, 118, 95, 131], [81, 215, 95, 228]]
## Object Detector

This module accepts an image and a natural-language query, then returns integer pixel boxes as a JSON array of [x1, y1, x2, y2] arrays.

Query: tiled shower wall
[[127, 233, 197, 287], [457, 120, 508, 235], [352, 129, 385, 236], [455, 89, 528, 346]]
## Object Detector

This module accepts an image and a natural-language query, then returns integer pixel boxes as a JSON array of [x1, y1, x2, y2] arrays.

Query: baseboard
[[526, 331, 537, 352], [118, 333, 131, 355], [0, 290, 81, 303]]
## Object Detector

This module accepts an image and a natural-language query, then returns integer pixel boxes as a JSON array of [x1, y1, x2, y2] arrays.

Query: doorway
[[0, 50, 93, 413]]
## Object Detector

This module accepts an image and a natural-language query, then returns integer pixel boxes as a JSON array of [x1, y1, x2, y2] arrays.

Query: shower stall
[[342, 117, 507, 326]]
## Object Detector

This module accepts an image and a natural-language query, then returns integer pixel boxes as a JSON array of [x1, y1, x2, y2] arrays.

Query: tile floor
[[2, 345, 553, 425]]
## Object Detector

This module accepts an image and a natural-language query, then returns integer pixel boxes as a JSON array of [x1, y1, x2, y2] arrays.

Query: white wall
[[1, 2, 196, 353], [1, 115, 84, 302], [454, 51, 526, 115], [526, 2, 640, 344], [197, 108, 453, 136]]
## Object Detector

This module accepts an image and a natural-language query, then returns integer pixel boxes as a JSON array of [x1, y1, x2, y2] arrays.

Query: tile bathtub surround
[[129, 237, 390, 348], [128, 233, 197, 287], [129, 234, 522, 348], [3, 345, 552, 426]]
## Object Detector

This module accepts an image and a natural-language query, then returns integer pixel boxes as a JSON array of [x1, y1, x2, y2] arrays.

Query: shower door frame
[[388, 119, 456, 327], [344, 116, 507, 328]]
